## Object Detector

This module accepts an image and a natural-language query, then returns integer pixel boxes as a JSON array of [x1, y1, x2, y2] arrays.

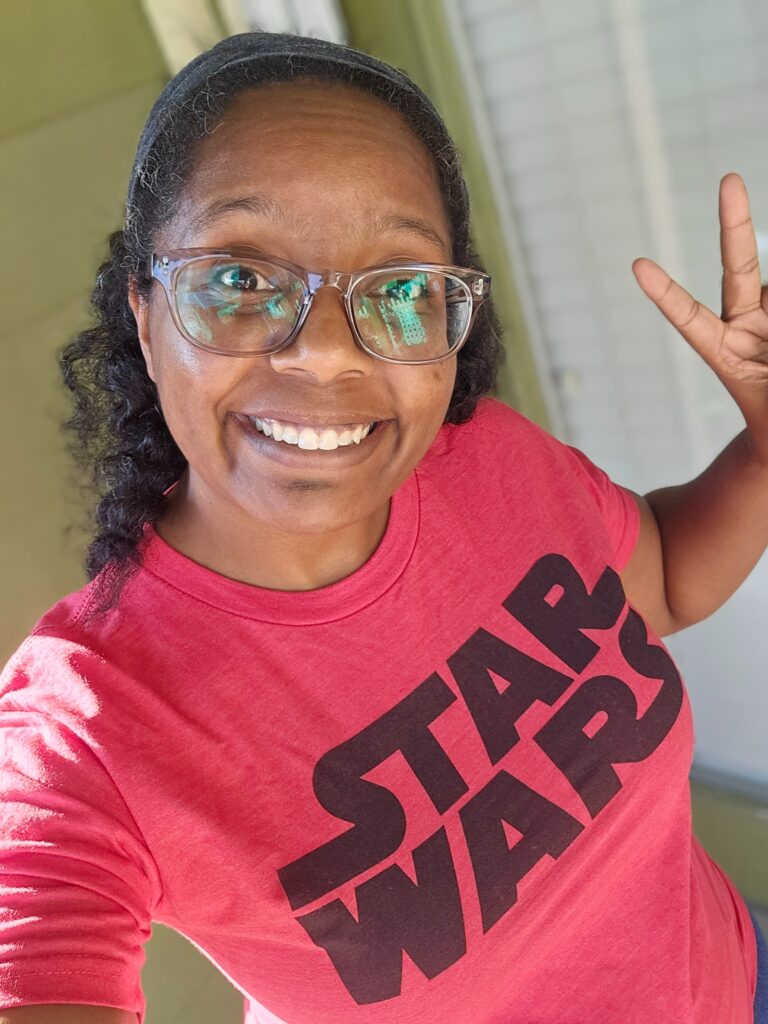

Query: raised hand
[[632, 172, 768, 464]]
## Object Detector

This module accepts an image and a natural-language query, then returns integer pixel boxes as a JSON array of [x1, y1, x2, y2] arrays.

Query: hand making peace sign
[[632, 173, 768, 465]]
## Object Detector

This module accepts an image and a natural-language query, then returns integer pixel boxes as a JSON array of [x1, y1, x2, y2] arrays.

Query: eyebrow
[[186, 193, 451, 254]]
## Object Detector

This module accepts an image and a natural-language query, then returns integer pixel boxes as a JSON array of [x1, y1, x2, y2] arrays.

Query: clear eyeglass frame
[[147, 247, 492, 365]]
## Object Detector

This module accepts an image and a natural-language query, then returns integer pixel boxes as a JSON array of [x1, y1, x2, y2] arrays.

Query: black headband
[[124, 30, 470, 253]]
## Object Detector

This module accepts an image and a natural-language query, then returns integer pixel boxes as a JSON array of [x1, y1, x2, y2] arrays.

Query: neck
[[154, 472, 392, 592]]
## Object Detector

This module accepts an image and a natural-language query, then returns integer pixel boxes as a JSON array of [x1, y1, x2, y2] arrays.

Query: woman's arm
[[617, 173, 768, 636], [619, 433, 768, 636]]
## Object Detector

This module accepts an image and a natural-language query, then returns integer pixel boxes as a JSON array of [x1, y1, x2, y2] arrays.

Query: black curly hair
[[59, 33, 506, 622]]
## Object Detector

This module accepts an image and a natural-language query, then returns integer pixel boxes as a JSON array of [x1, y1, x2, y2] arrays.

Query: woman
[[0, 30, 766, 1024]]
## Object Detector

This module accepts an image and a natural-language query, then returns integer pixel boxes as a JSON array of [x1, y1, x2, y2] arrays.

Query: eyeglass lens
[[174, 257, 472, 359]]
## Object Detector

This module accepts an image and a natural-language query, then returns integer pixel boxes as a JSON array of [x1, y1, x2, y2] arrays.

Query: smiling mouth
[[249, 416, 380, 450], [235, 413, 392, 463]]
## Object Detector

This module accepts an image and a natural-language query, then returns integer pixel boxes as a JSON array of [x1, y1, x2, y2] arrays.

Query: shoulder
[[462, 396, 529, 432], [1, 571, 127, 697], [0, 596, 147, 805], [435, 396, 642, 571], [422, 397, 603, 524], [0, 627, 110, 732], [436, 396, 544, 456], [438, 396, 582, 479]]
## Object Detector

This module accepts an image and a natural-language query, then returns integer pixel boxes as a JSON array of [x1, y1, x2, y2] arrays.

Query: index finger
[[720, 172, 761, 320]]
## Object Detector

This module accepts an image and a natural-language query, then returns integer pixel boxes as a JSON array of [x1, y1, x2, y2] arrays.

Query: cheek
[[151, 340, 236, 450], [437, 359, 457, 391], [425, 360, 457, 415], [147, 290, 214, 380], [394, 361, 456, 434]]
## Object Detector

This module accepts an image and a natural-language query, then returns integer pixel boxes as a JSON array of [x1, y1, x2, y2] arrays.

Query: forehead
[[173, 80, 450, 244], [197, 78, 432, 160]]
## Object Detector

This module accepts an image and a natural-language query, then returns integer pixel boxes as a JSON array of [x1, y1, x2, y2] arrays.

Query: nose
[[267, 283, 374, 382]]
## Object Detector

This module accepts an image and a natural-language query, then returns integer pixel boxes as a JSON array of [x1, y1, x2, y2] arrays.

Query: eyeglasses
[[148, 248, 491, 365]]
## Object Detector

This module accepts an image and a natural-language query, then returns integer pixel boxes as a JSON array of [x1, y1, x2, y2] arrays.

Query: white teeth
[[318, 429, 341, 450], [298, 428, 319, 450], [251, 417, 375, 450]]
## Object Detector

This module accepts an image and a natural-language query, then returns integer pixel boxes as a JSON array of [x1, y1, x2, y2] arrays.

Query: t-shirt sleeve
[[560, 441, 641, 571], [0, 634, 161, 1023]]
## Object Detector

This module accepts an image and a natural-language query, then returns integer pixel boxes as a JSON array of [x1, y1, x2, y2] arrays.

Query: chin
[[249, 492, 362, 533]]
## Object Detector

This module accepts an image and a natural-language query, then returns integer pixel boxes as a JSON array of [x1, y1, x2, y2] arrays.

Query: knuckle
[[679, 299, 700, 327], [730, 255, 760, 276]]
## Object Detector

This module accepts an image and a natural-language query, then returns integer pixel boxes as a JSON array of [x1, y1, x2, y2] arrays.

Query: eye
[[371, 272, 430, 301], [212, 264, 270, 292]]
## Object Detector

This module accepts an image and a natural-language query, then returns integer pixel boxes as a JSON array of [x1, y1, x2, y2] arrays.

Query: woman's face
[[130, 80, 456, 544]]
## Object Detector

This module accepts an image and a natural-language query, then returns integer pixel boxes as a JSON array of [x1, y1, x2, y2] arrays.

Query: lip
[[240, 410, 390, 430], [234, 413, 393, 468]]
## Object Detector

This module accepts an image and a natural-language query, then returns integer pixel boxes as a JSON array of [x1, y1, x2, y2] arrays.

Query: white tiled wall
[[449, 0, 768, 790]]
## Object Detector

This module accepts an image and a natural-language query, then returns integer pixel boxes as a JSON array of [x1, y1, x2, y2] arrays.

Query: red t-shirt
[[0, 396, 757, 1023]]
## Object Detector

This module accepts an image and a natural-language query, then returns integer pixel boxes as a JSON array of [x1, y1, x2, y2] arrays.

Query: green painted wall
[[0, 2, 167, 663]]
